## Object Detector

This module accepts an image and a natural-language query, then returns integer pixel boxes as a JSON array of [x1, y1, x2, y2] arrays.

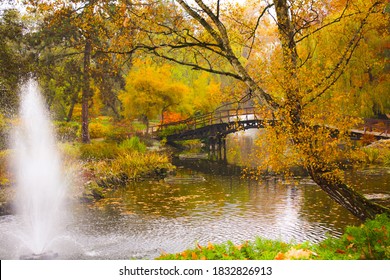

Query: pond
[[1, 157, 389, 259]]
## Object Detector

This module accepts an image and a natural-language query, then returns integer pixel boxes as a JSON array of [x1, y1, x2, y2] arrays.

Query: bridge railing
[[150, 108, 390, 139], [150, 107, 260, 134]]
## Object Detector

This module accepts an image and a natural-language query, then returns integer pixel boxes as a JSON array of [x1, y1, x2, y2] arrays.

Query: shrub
[[157, 238, 295, 260], [317, 214, 390, 260], [362, 147, 380, 164], [54, 121, 80, 142], [119, 137, 146, 153], [383, 152, 390, 167], [111, 151, 173, 180], [58, 142, 80, 160], [89, 122, 109, 139], [79, 142, 119, 160], [106, 125, 131, 142]]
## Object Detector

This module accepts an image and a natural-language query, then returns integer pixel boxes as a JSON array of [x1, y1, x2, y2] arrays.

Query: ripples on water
[[1, 164, 389, 259]]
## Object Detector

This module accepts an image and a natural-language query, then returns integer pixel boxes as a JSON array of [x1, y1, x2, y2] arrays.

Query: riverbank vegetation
[[57, 135, 174, 202], [157, 214, 390, 260], [360, 140, 390, 166]]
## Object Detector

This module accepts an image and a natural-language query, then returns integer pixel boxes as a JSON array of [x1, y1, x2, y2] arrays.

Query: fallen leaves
[[274, 248, 315, 260]]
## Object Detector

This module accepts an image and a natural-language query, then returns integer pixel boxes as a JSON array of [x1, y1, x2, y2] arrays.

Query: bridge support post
[[209, 137, 216, 160], [207, 136, 227, 162], [218, 137, 222, 161], [222, 137, 227, 162]]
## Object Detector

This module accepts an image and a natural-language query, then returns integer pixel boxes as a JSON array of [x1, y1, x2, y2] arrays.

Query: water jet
[[12, 79, 67, 259]]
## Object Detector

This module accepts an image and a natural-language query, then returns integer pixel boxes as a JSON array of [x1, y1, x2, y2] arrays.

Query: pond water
[[1, 159, 389, 259], [1, 130, 389, 259]]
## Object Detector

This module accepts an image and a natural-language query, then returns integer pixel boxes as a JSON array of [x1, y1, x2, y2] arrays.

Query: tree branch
[[246, 3, 274, 59], [303, 1, 381, 106]]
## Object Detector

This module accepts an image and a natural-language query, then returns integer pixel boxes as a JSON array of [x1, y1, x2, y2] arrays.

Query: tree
[[119, 58, 189, 132], [135, 0, 390, 221], [25, 0, 137, 142], [0, 8, 31, 113]]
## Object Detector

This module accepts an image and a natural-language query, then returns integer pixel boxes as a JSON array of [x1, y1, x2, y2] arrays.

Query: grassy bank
[[360, 140, 390, 166], [157, 214, 390, 260], [58, 137, 174, 202]]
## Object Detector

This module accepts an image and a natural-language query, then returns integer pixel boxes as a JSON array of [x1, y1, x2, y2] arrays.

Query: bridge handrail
[[150, 107, 260, 133], [150, 108, 390, 140]]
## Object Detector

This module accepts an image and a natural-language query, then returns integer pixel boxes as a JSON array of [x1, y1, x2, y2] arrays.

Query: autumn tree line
[[1, 0, 390, 221]]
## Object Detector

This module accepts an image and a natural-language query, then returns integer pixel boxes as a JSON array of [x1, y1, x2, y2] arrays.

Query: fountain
[[12, 79, 67, 259]]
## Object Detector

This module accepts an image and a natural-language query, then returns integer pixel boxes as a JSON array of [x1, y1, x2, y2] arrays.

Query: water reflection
[[1, 127, 389, 259], [1, 163, 389, 259]]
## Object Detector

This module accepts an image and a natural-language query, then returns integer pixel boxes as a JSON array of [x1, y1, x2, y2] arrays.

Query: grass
[[79, 142, 120, 160], [75, 139, 174, 197], [119, 136, 146, 153], [98, 151, 173, 181], [157, 214, 390, 260], [361, 147, 380, 164], [359, 140, 390, 166]]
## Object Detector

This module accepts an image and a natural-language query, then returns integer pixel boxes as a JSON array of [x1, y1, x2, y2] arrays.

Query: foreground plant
[[157, 214, 390, 260]]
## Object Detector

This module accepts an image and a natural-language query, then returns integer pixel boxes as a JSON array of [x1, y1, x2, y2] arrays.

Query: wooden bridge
[[151, 107, 390, 141], [151, 107, 271, 141], [150, 107, 390, 159]]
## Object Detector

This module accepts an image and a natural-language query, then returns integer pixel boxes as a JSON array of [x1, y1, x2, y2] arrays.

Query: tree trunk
[[81, 38, 92, 143], [307, 165, 389, 221], [66, 90, 79, 122], [273, 0, 390, 221]]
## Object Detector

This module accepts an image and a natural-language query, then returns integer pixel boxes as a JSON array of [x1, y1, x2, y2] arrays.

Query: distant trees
[[120, 58, 223, 131], [24, 0, 137, 142], [0, 9, 32, 113], [120, 59, 189, 132]]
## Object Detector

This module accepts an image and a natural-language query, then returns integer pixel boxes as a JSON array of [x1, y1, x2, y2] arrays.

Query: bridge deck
[[150, 107, 390, 141]]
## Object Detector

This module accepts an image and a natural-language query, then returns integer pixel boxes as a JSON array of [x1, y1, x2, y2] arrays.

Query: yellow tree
[[119, 59, 190, 132], [134, 0, 390, 220]]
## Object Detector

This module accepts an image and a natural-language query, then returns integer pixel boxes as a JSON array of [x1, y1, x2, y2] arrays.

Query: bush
[[317, 214, 390, 260], [111, 151, 173, 180], [79, 142, 119, 160], [362, 147, 380, 164], [58, 142, 80, 160], [106, 125, 132, 142], [383, 152, 390, 167], [54, 121, 80, 142], [89, 122, 109, 139], [157, 238, 296, 260], [119, 137, 146, 153]]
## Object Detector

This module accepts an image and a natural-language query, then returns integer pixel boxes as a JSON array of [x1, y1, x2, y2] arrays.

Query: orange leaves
[[162, 112, 186, 124], [207, 242, 215, 250], [346, 235, 355, 242], [274, 252, 285, 260], [274, 248, 315, 260]]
